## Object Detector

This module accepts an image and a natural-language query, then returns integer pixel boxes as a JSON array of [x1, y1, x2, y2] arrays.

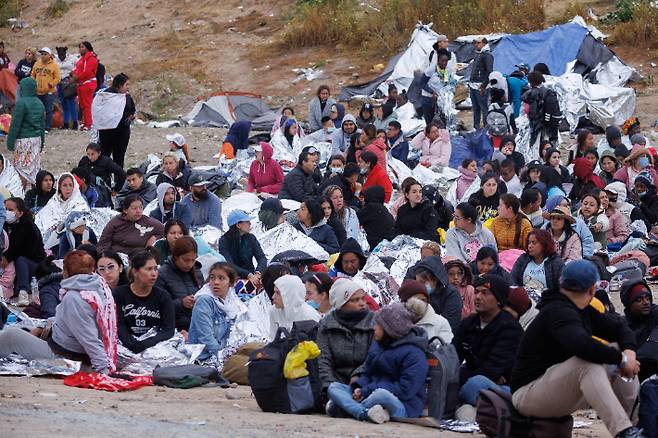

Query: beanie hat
[[626, 283, 651, 305], [397, 279, 428, 303], [375, 303, 415, 340], [560, 260, 599, 291], [474, 274, 510, 306], [506, 287, 531, 317], [635, 175, 653, 191], [329, 278, 362, 309]]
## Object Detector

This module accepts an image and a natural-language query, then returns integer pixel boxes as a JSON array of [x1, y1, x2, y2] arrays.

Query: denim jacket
[[188, 294, 230, 360]]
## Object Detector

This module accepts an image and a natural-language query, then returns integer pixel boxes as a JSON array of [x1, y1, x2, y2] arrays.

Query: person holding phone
[[218, 210, 266, 289]]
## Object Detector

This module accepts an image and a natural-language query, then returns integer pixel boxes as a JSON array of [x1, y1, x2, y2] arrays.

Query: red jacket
[[73, 52, 98, 84], [363, 164, 392, 203], [356, 137, 387, 170], [247, 142, 284, 194]]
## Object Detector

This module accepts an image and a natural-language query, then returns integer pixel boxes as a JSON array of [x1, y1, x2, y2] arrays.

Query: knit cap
[[375, 303, 415, 340], [397, 279, 428, 303], [474, 274, 510, 306], [626, 283, 651, 305], [329, 278, 362, 309], [506, 287, 531, 317]]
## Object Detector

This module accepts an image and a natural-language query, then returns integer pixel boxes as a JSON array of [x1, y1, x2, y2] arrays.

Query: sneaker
[[366, 405, 390, 424], [455, 404, 477, 422], [17, 290, 29, 306], [325, 400, 334, 416], [617, 427, 646, 438]]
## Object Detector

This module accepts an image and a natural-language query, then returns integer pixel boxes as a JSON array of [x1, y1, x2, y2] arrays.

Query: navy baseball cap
[[560, 260, 600, 291]]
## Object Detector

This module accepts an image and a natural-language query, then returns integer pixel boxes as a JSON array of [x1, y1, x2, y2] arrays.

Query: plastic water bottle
[[5, 313, 17, 326], [30, 277, 40, 305]]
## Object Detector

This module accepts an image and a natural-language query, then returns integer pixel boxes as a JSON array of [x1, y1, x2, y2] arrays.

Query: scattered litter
[[72, 399, 88, 404], [38, 392, 58, 398], [148, 120, 181, 128], [574, 421, 592, 429], [184, 420, 207, 426], [292, 67, 325, 83], [232, 403, 242, 409]]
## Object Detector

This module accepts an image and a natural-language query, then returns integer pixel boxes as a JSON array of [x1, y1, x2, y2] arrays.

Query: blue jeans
[[57, 83, 78, 127], [459, 375, 511, 406], [38, 93, 56, 129], [327, 382, 407, 420], [470, 87, 489, 129], [15, 256, 39, 292]]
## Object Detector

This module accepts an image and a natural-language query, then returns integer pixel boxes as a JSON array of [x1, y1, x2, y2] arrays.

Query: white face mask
[[5, 211, 17, 224]]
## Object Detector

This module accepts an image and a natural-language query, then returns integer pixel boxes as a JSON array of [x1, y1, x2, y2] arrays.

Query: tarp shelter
[[182, 92, 276, 131], [0, 69, 18, 111]]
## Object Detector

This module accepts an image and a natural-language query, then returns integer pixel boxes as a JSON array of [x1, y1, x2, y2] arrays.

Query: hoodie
[[331, 114, 360, 156], [334, 237, 367, 277], [24, 170, 56, 211], [621, 279, 658, 375], [569, 158, 604, 204], [7, 78, 45, 150], [410, 255, 463, 331], [443, 256, 476, 318], [269, 275, 321, 339], [410, 129, 451, 167], [149, 182, 192, 227], [357, 186, 395, 250], [356, 137, 388, 170], [444, 220, 497, 263], [58, 211, 98, 258], [247, 142, 284, 194]]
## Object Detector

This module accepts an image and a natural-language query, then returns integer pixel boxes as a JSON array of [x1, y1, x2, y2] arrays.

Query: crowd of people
[[0, 37, 657, 438]]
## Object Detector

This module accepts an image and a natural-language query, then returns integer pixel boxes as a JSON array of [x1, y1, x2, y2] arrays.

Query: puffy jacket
[[469, 46, 494, 84], [362, 164, 393, 203], [510, 253, 564, 293], [357, 186, 395, 249], [605, 208, 629, 244], [38, 272, 63, 318], [294, 220, 340, 254], [218, 231, 267, 277], [393, 200, 439, 242], [388, 132, 409, 164], [354, 327, 429, 418], [411, 255, 463, 331], [410, 130, 451, 167], [356, 137, 387, 170], [491, 215, 532, 251], [278, 165, 317, 202], [155, 257, 204, 330], [77, 154, 126, 191], [317, 310, 375, 390], [247, 143, 284, 194], [453, 310, 523, 386], [7, 78, 45, 150]]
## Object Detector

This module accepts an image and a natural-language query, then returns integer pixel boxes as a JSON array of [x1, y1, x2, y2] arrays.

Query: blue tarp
[[449, 130, 493, 169], [492, 23, 589, 76]]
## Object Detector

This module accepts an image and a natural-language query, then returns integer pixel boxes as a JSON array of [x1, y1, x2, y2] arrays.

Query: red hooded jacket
[[363, 164, 392, 203], [247, 142, 284, 194], [73, 51, 98, 84], [356, 137, 387, 170]]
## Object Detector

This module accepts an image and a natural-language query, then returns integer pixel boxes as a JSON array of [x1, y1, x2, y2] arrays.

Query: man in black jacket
[[468, 36, 494, 129], [511, 260, 642, 438], [522, 70, 561, 152], [278, 146, 319, 202], [621, 278, 658, 382], [452, 275, 523, 406]]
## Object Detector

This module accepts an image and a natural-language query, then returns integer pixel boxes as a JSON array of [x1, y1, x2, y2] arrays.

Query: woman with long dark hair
[[97, 73, 136, 168], [468, 172, 501, 221], [294, 198, 340, 254], [547, 206, 582, 262], [218, 209, 267, 283], [320, 194, 347, 246], [23, 170, 55, 213], [97, 250, 129, 290]]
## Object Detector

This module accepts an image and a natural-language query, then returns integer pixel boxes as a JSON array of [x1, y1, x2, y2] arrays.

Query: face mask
[[330, 167, 344, 174], [637, 191, 647, 198], [306, 300, 320, 310], [5, 211, 16, 224], [360, 168, 368, 175], [425, 283, 433, 294], [639, 157, 650, 168], [326, 127, 335, 134]]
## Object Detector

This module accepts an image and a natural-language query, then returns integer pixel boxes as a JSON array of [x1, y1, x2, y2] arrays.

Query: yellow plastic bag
[[437, 228, 446, 245], [283, 341, 321, 379]]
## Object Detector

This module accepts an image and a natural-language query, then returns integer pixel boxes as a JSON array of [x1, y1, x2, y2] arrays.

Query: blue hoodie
[[224, 120, 252, 151]]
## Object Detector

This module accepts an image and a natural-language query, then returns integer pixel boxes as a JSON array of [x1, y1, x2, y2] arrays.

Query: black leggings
[[99, 126, 131, 169]]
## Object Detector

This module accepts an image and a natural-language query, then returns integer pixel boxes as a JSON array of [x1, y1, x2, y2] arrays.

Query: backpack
[[639, 378, 658, 438], [248, 321, 321, 414], [486, 106, 509, 136], [609, 259, 647, 293], [425, 336, 460, 420], [152, 364, 230, 389], [476, 387, 573, 438]]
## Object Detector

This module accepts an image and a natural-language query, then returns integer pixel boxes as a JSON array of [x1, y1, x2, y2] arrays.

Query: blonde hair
[[25, 47, 38, 58], [421, 241, 441, 256], [162, 151, 179, 163]]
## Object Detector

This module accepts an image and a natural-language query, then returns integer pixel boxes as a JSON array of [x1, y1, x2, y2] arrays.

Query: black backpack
[[152, 364, 230, 389], [248, 321, 321, 414], [476, 387, 573, 438], [425, 336, 460, 421]]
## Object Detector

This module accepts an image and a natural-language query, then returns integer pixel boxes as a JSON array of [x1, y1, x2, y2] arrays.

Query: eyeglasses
[[97, 264, 118, 273]]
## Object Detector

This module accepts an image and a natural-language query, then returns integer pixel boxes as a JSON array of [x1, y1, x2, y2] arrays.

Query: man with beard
[[149, 182, 192, 227], [180, 174, 222, 229], [116, 167, 157, 208]]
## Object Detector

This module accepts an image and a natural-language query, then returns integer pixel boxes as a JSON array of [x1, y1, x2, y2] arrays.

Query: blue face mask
[[306, 300, 320, 310], [639, 156, 650, 168], [425, 283, 433, 294]]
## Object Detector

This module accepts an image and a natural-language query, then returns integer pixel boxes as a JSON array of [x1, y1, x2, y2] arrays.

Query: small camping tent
[[182, 92, 276, 131]]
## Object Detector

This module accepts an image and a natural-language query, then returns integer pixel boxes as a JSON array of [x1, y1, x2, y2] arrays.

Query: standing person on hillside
[[14, 48, 37, 83], [429, 35, 457, 77], [55, 46, 80, 130], [31, 48, 60, 131], [308, 85, 336, 132], [506, 63, 529, 118], [0, 41, 10, 70], [71, 41, 98, 130], [523, 71, 561, 152], [469, 37, 494, 130], [95, 73, 136, 168], [6, 78, 45, 188]]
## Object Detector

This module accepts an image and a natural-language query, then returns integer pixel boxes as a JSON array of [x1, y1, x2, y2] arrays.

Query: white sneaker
[[455, 403, 477, 422], [366, 405, 390, 424], [17, 290, 29, 306], [325, 400, 334, 416]]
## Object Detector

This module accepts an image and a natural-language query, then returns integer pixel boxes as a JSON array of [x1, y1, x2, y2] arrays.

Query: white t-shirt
[[523, 260, 547, 291]]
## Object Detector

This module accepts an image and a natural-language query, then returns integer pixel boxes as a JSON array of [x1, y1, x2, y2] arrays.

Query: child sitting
[[156, 151, 190, 190], [443, 256, 476, 318], [58, 212, 98, 258], [327, 303, 428, 423], [71, 167, 99, 208]]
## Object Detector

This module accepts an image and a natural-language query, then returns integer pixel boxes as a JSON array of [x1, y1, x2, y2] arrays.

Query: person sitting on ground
[[355, 124, 387, 170], [614, 145, 658, 195], [410, 122, 451, 169], [594, 189, 629, 245], [271, 117, 302, 155], [116, 167, 157, 207], [71, 167, 99, 208], [58, 211, 98, 258], [309, 85, 336, 132], [634, 175, 658, 227], [165, 132, 191, 163], [577, 193, 609, 250], [189, 262, 246, 361], [546, 206, 582, 262], [180, 173, 223, 229], [113, 249, 175, 353], [326, 302, 428, 423], [0, 251, 117, 374], [322, 155, 345, 181], [321, 161, 361, 209], [36, 173, 90, 243], [331, 114, 360, 156], [302, 272, 333, 314], [567, 128, 595, 165], [468, 172, 501, 222], [469, 246, 512, 284], [24, 169, 55, 213], [445, 202, 497, 263], [330, 103, 345, 128], [621, 278, 658, 382], [325, 185, 360, 241], [318, 278, 375, 398], [269, 274, 321, 338], [247, 142, 284, 196], [543, 147, 571, 186], [149, 182, 192, 228], [584, 148, 600, 173], [218, 209, 266, 284], [35, 256, 62, 318], [319, 195, 347, 246], [399, 279, 453, 344], [97, 194, 164, 254], [373, 102, 397, 131], [393, 178, 439, 242], [510, 229, 564, 293], [155, 151, 190, 190], [271, 107, 296, 137], [97, 250, 128, 290], [444, 256, 476, 319], [294, 198, 340, 254], [356, 102, 376, 129], [520, 188, 543, 228], [410, 255, 462, 331], [520, 159, 542, 193], [386, 121, 409, 164], [452, 275, 523, 408], [510, 260, 642, 438], [220, 120, 251, 160], [278, 146, 319, 202], [304, 116, 335, 144], [155, 236, 204, 332], [331, 237, 366, 279], [447, 159, 480, 206], [256, 198, 286, 232], [494, 139, 524, 175], [77, 141, 126, 194], [499, 159, 523, 197], [359, 151, 392, 203], [569, 158, 605, 207], [357, 186, 395, 250], [492, 193, 532, 251], [599, 150, 620, 187], [603, 125, 626, 154]]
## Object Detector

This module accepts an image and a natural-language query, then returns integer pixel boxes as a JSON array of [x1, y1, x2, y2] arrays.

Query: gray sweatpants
[[0, 327, 59, 360]]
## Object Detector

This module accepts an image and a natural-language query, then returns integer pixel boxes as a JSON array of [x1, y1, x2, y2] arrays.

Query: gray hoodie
[[331, 114, 360, 156], [444, 220, 497, 263], [52, 274, 113, 373]]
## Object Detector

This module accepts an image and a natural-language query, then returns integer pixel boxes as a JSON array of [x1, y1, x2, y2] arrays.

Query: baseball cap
[[188, 173, 210, 187], [526, 159, 542, 171], [166, 133, 186, 147], [436, 34, 449, 42], [560, 260, 600, 291], [261, 198, 284, 215], [227, 209, 251, 227], [39, 47, 52, 55]]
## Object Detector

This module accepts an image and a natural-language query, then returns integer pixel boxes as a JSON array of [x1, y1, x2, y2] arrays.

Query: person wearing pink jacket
[[247, 142, 284, 195], [410, 122, 451, 168]]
